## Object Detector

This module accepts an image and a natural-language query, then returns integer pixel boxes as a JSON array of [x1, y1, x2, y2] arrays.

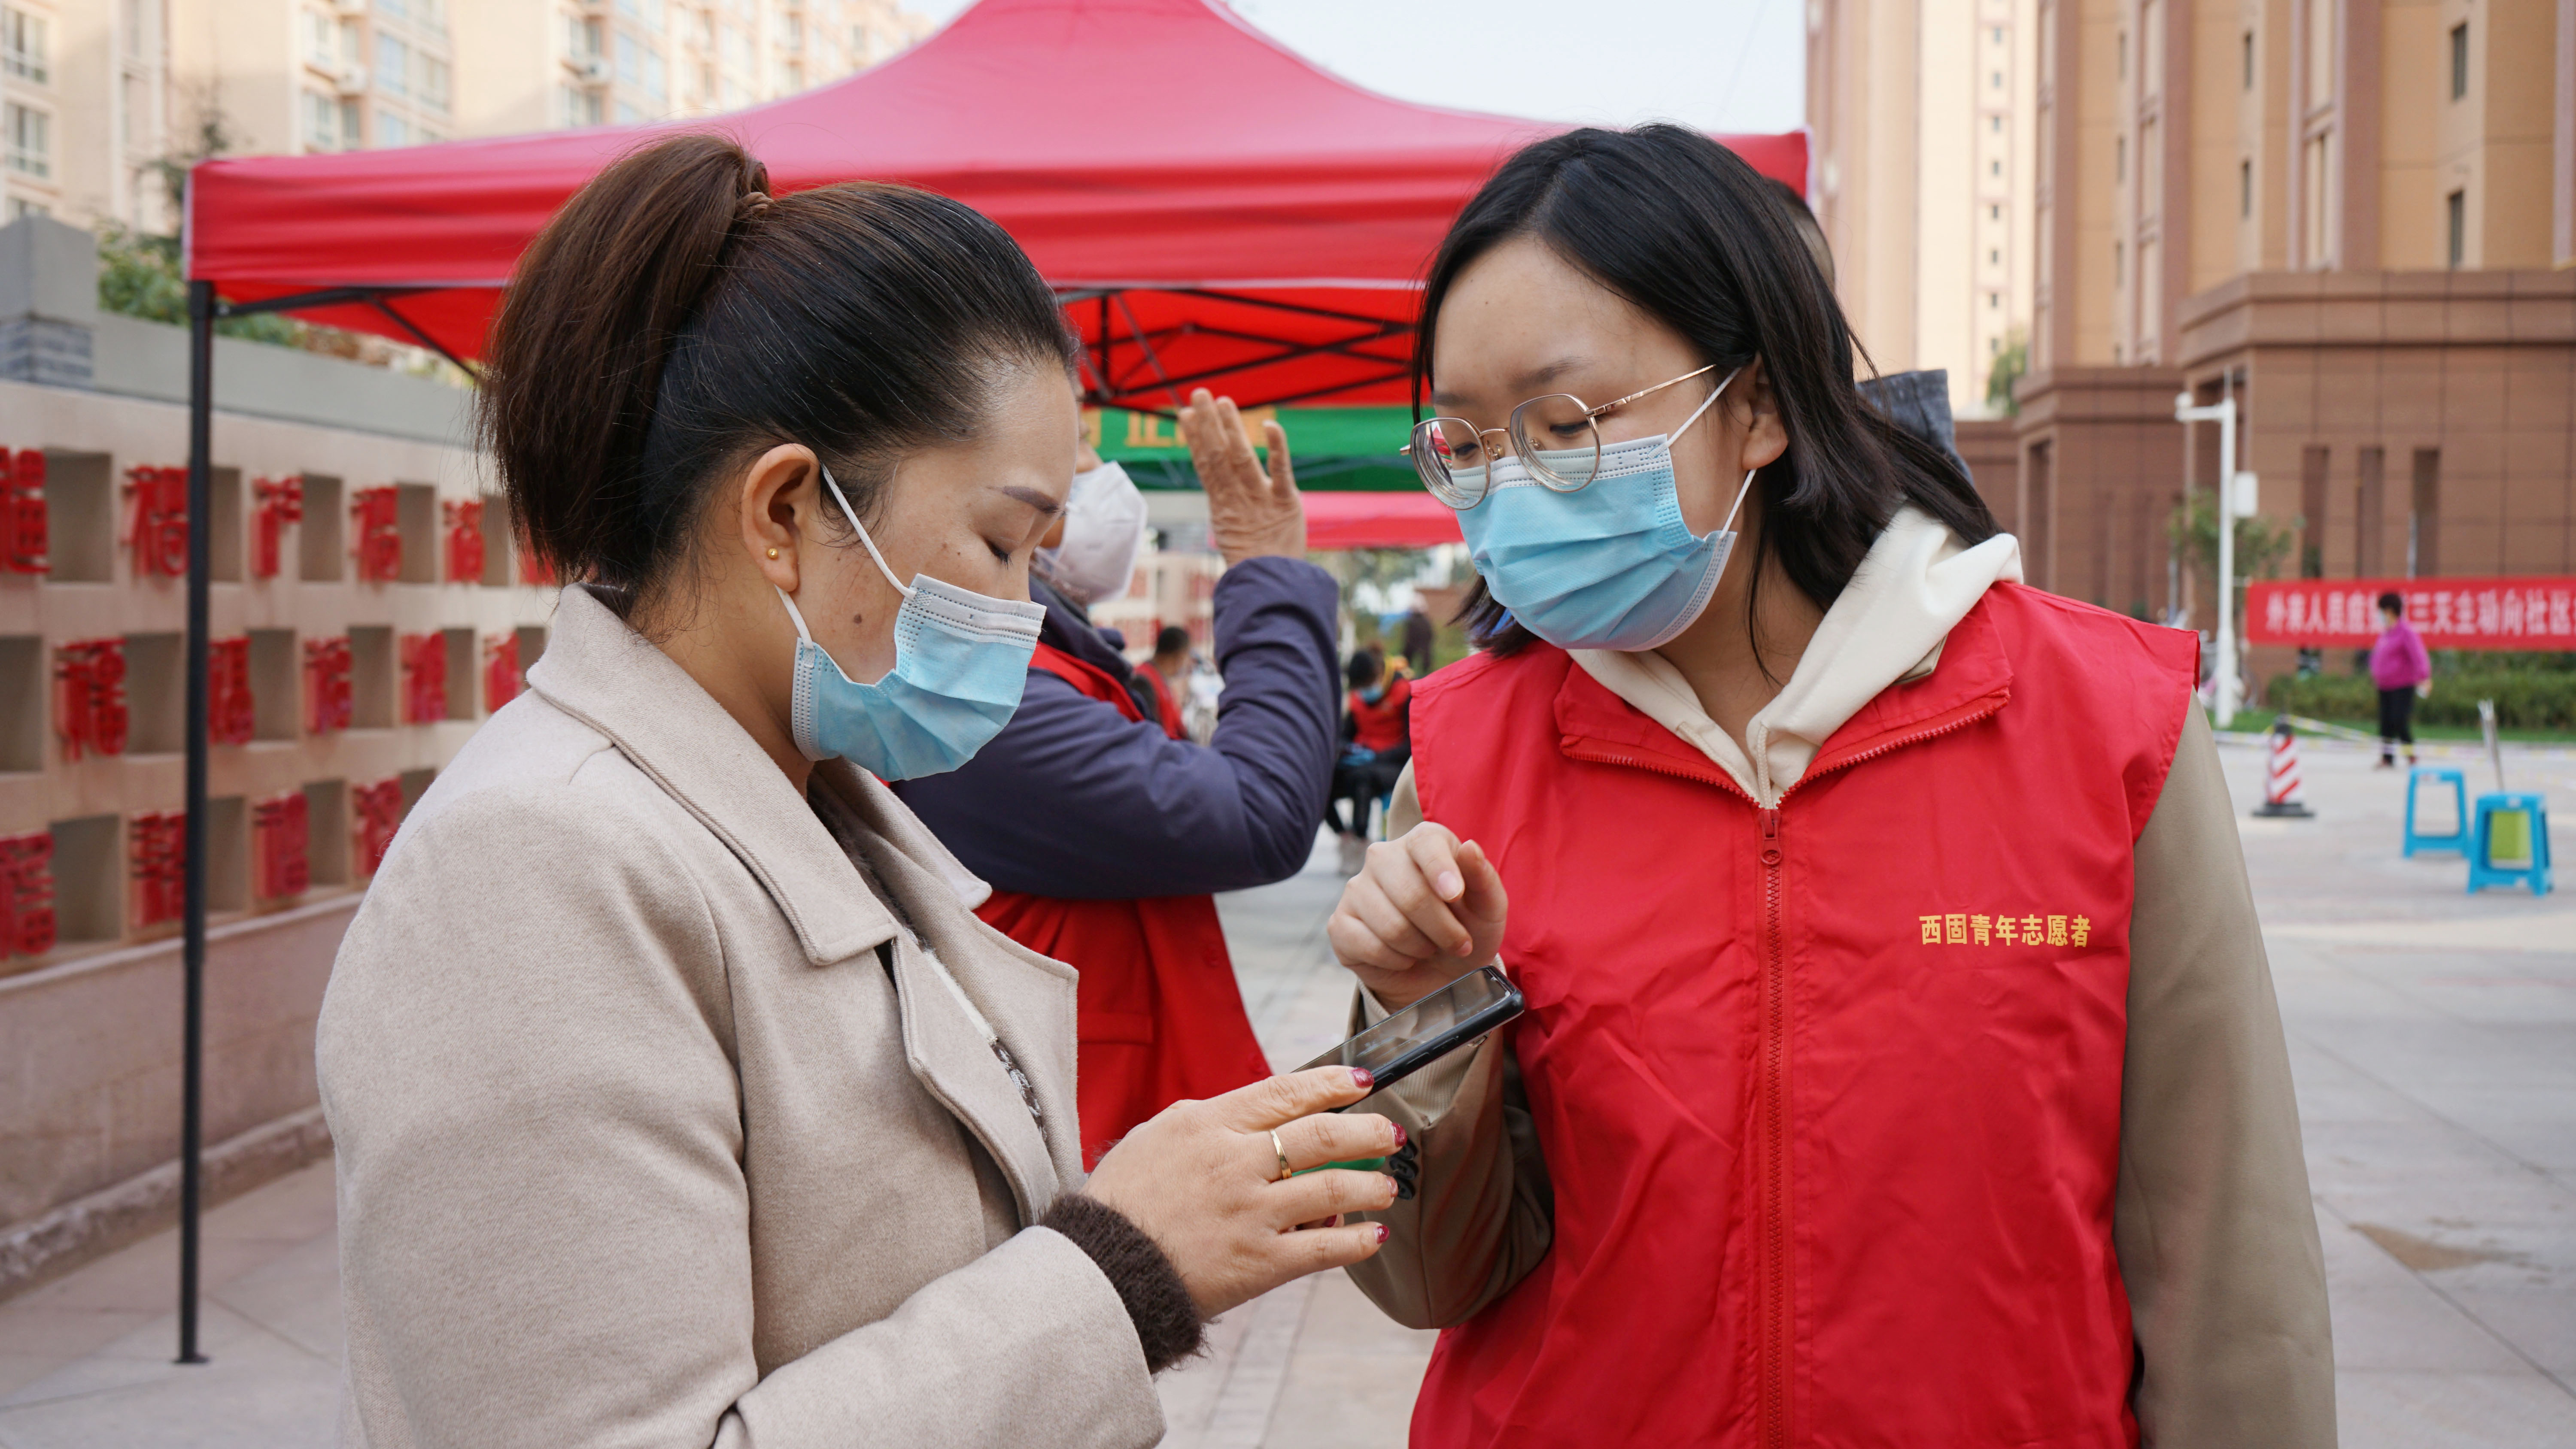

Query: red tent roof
[[186, 0, 1805, 409]]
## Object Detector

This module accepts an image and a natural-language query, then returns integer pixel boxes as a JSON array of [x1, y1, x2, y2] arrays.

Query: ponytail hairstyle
[[480, 133, 1077, 616], [1416, 124, 1997, 660]]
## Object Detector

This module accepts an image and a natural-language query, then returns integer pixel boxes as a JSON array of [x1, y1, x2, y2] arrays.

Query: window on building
[[2449, 22, 2467, 100], [615, 99, 641, 124], [380, 0, 407, 17], [2114, 239, 2125, 285], [2240, 159, 2251, 217], [561, 84, 603, 127], [4, 195, 48, 220], [422, 57, 449, 112], [1990, 248, 2002, 265], [2, 7, 46, 84], [1990, 204, 2002, 221], [378, 110, 410, 148], [5, 103, 50, 179], [2303, 132, 2331, 264], [646, 47, 667, 100], [2242, 30, 2253, 88], [570, 14, 602, 57], [304, 8, 337, 70], [617, 31, 641, 85], [1990, 115, 2003, 133], [1992, 69, 2004, 89], [1989, 292, 2002, 310], [2116, 135, 2126, 182], [2445, 188, 2465, 267], [2118, 31, 2127, 79], [302, 88, 341, 149], [785, 14, 804, 50], [1990, 158, 2003, 176], [377, 33, 409, 95]]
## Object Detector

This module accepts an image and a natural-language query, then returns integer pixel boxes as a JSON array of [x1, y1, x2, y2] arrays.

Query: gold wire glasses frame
[[1403, 363, 1722, 509]]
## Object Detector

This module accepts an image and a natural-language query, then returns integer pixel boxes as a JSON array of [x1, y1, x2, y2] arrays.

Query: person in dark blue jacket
[[894, 387, 1340, 1163]]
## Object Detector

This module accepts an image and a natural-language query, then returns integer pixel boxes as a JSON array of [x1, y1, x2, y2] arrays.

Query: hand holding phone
[[1327, 822, 1510, 1011], [1296, 965, 1524, 1098]]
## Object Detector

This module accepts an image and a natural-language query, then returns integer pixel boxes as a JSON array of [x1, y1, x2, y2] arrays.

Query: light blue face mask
[[1455, 369, 1756, 652], [776, 466, 1045, 780]]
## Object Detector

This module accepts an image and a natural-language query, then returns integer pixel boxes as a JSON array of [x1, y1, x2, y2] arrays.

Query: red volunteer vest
[[1406, 584, 2196, 1449], [975, 643, 1270, 1167]]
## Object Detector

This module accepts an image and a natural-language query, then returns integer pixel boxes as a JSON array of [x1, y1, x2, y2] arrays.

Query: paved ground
[[0, 731, 2567, 1447]]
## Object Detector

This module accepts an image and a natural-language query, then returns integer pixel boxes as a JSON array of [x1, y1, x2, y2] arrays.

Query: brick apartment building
[[1814, 0, 2575, 691]]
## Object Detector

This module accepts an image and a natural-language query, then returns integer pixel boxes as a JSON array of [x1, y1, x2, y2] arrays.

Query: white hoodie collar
[[1571, 506, 2022, 806]]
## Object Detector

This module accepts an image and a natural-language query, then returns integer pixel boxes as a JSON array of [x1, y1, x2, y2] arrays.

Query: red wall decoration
[[401, 632, 447, 724], [0, 832, 55, 960], [209, 635, 255, 746], [253, 791, 310, 901], [130, 810, 185, 928], [483, 632, 522, 710], [252, 475, 304, 579], [53, 639, 129, 761], [351, 485, 401, 583], [2, 449, 46, 575], [352, 778, 404, 877], [123, 464, 189, 578], [305, 636, 353, 735], [443, 498, 485, 583]]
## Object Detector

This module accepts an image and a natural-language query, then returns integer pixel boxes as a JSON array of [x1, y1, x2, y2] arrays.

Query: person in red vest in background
[[1326, 649, 1413, 873], [896, 388, 1340, 1166]]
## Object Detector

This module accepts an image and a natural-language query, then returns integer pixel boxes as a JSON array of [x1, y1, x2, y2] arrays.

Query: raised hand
[[1178, 387, 1305, 564], [1327, 822, 1510, 1010]]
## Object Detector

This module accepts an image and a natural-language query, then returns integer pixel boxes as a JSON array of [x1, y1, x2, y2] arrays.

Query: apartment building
[[2001, 0, 2575, 655], [436, 0, 931, 139], [5, 0, 927, 237], [1809, 0, 2043, 419], [0, 0, 176, 231]]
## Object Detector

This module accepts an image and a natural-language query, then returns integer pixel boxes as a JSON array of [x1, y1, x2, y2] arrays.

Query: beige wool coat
[[316, 585, 1167, 1449]]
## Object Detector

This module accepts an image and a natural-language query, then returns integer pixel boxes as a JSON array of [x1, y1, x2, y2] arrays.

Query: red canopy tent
[[186, 0, 1804, 410]]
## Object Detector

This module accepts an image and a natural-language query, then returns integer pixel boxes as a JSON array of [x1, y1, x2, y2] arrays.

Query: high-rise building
[[1808, 0, 2043, 419], [448, 0, 932, 138], [8, 1, 932, 236], [1, 0, 176, 231], [1824, 0, 2576, 688]]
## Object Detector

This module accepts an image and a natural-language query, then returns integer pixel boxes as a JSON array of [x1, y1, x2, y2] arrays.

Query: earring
[[766, 547, 780, 559]]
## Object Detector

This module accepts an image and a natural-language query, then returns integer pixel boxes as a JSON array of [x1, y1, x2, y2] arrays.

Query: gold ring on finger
[[1270, 1128, 1291, 1182]]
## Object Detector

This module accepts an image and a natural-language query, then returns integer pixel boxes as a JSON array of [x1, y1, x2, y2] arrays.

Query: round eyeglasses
[[1404, 363, 1732, 509]]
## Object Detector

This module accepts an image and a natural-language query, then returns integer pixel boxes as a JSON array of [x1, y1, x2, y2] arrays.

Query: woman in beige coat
[[316, 134, 1405, 1449]]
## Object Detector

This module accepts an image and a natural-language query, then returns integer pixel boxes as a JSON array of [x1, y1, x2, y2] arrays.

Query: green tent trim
[[1088, 404, 1417, 492]]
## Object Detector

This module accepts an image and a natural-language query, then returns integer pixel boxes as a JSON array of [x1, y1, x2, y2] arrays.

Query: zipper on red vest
[[1756, 804, 1789, 1449]]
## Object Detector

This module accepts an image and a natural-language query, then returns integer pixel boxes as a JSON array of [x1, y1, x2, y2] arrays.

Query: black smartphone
[[1297, 965, 1524, 1098]]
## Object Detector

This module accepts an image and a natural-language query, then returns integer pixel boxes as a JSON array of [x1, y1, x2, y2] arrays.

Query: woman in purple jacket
[[2371, 590, 2432, 767]]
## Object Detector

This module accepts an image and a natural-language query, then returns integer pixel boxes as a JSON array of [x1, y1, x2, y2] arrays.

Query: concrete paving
[[0, 732, 2567, 1448]]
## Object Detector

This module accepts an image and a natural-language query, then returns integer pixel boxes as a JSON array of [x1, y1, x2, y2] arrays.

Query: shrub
[[2266, 664, 2576, 731]]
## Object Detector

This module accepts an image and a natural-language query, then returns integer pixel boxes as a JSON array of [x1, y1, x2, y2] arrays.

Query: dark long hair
[[480, 133, 1076, 614], [1416, 124, 1995, 658]]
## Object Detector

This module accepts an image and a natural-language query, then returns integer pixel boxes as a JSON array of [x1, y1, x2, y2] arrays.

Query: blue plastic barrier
[[2466, 794, 2553, 896], [2404, 768, 2470, 858]]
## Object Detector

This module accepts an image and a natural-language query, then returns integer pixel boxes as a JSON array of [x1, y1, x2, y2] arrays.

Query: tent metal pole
[[177, 279, 214, 1367]]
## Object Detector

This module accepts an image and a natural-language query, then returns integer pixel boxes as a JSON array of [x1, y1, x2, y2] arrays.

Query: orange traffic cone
[[2257, 716, 2314, 818]]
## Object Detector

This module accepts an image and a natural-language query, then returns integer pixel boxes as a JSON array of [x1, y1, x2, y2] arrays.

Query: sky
[[899, 0, 1806, 136]]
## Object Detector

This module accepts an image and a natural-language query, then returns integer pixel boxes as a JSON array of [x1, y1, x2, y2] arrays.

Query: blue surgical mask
[[1456, 373, 1755, 652], [776, 466, 1045, 779]]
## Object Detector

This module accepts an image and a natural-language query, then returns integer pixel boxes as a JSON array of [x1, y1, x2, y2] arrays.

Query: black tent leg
[[178, 279, 213, 1366]]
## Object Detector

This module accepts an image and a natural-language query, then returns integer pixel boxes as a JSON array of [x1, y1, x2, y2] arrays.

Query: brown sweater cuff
[[1041, 1193, 1205, 1373]]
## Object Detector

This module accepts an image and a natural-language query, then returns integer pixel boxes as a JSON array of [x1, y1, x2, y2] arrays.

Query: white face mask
[[1038, 461, 1149, 605]]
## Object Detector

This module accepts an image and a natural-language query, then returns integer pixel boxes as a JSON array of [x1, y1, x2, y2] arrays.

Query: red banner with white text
[[2245, 578, 2576, 649]]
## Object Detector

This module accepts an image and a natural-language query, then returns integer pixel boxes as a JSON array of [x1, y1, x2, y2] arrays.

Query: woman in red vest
[[1327, 127, 2332, 1447]]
